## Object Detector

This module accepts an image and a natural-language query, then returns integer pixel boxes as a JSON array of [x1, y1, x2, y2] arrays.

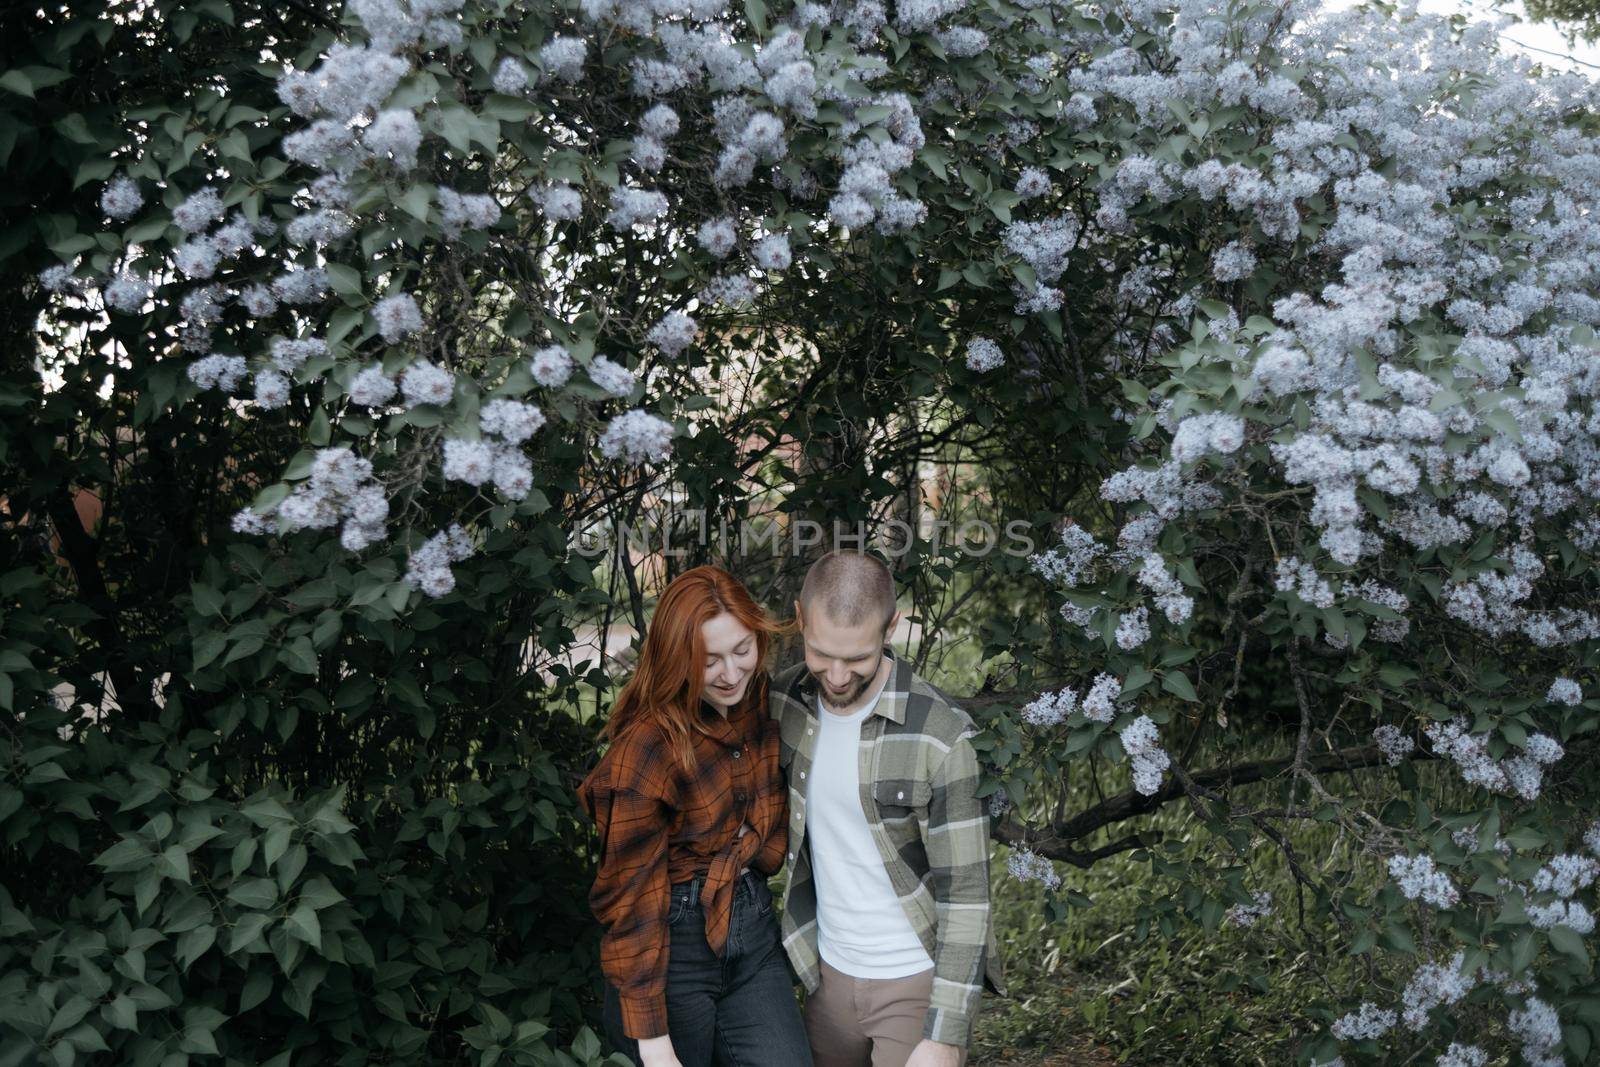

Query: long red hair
[[603, 565, 785, 770]]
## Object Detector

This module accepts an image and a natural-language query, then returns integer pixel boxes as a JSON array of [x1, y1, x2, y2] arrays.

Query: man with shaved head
[[770, 550, 1005, 1067]]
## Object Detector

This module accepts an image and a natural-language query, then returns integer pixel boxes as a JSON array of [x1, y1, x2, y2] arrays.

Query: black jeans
[[603, 870, 813, 1067]]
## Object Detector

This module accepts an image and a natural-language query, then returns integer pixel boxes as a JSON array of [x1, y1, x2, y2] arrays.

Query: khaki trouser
[[802, 957, 970, 1067]]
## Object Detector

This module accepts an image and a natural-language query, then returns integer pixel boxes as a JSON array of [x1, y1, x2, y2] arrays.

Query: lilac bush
[[28, 0, 1600, 1061]]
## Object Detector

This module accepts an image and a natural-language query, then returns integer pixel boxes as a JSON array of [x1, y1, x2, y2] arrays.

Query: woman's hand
[[636, 1034, 683, 1067]]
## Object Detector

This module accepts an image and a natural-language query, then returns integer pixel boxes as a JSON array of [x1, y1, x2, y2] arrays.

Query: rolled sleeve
[[920, 733, 991, 1046], [589, 786, 673, 1039]]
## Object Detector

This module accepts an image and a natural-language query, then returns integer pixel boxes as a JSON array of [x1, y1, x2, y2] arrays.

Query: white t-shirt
[[807, 682, 934, 979]]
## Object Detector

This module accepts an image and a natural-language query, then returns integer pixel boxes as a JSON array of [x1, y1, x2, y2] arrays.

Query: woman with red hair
[[578, 565, 811, 1067]]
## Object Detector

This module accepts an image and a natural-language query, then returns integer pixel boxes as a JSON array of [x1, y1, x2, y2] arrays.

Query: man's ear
[[883, 608, 902, 641], [793, 599, 805, 631]]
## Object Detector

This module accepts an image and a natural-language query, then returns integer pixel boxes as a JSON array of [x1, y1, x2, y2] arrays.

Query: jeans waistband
[[670, 868, 761, 908]]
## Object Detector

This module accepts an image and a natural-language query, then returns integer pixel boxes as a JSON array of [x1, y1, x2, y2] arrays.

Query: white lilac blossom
[[1373, 724, 1415, 765], [173, 239, 221, 279], [441, 438, 495, 485], [1546, 677, 1582, 705], [1006, 848, 1061, 890], [598, 409, 674, 464], [1400, 952, 1472, 1031], [38, 264, 84, 296], [1080, 673, 1121, 724], [270, 337, 327, 373], [1021, 688, 1077, 727], [697, 216, 737, 258], [1171, 412, 1241, 460], [479, 399, 545, 444], [254, 371, 291, 410], [698, 272, 760, 308], [1210, 241, 1257, 282], [173, 187, 225, 233], [1117, 714, 1170, 795], [348, 365, 397, 407], [1387, 853, 1459, 909], [1115, 605, 1151, 650], [366, 109, 423, 169], [539, 35, 587, 83], [100, 174, 143, 220], [492, 57, 528, 95], [103, 274, 153, 313], [437, 189, 501, 236], [1030, 525, 1105, 588], [965, 336, 1004, 373], [271, 267, 328, 305], [751, 233, 792, 271], [374, 293, 423, 342], [1002, 214, 1078, 282], [587, 355, 635, 398], [492, 445, 533, 500], [1530, 854, 1599, 898], [1527, 899, 1595, 934], [1436, 1044, 1487, 1067], [1224, 890, 1273, 928], [529, 344, 574, 387], [1275, 557, 1334, 609], [606, 186, 669, 230], [533, 181, 583, 222], [1331, 1002, 1396, 1041], [646, 310, 699, 356], [286, 209, 353, 245], [239, 284, 278, 318], [187, 355, 249, 393], [632, 136, 666, 172], [640, 103, 680, 140], [399, 361, 454, 407], [1507, 998, 1562, 1065], [403, 524, 476, 598], [1014, 166, 1051, 200]]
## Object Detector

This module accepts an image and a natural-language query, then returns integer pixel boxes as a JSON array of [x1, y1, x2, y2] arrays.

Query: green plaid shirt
[[770, 646, 1006, 1047]]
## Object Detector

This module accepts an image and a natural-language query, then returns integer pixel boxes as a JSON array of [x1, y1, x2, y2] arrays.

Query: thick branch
[[995, 743, 1431, 865]]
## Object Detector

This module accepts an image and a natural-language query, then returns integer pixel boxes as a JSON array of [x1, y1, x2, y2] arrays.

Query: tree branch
[[994, 742, 1433, 865]]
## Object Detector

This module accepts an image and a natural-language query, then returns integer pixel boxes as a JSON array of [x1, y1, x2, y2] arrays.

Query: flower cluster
[[1006, 848, 1062, 891], [1224, 889, 1273, 928]]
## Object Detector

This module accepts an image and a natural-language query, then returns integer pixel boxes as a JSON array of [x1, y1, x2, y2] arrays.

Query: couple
[[577, 550, 1006, 1067]]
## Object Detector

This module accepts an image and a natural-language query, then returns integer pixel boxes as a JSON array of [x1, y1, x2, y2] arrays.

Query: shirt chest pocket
[[872, 778, 931, 819]]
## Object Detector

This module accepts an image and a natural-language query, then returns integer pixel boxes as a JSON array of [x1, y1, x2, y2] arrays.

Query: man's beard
[[814, 670, 875, 711]]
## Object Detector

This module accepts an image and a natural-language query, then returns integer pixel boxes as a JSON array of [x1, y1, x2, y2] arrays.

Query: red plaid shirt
[[577, 694, 788, 1039]]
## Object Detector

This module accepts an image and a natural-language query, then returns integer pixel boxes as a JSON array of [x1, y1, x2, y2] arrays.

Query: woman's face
[[701, 612, 759, 712]]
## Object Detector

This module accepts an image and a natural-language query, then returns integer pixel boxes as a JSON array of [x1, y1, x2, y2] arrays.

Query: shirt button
[[807, 727, 813, 735], [897, 791, 905, 800], [787, 852, 794, 861], [799, 771, 806, 779], [732, 750, 742, 759]]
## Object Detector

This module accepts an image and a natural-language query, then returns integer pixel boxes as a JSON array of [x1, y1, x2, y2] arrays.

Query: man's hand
[[636, 1034, 683, 1067], [904, 1038, 962, 1067]]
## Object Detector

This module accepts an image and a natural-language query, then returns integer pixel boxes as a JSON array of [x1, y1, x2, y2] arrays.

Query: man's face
[[796, 600, 898, 711]]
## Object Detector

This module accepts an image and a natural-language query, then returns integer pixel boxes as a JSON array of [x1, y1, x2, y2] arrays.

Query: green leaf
[[101, 993, 139, 1031], [1549, 925, 1589, 966], [398, 183, 433, 221], [284, 902, 322, 951], [228, 912, 272, 953], [325, 263, 363, 297], [176, 924, 216, 970], [1161, 670, 1199, 703], [0, 69, 37, 98], [240, 969, 272, 1012], [228, 877, 278, 911]]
